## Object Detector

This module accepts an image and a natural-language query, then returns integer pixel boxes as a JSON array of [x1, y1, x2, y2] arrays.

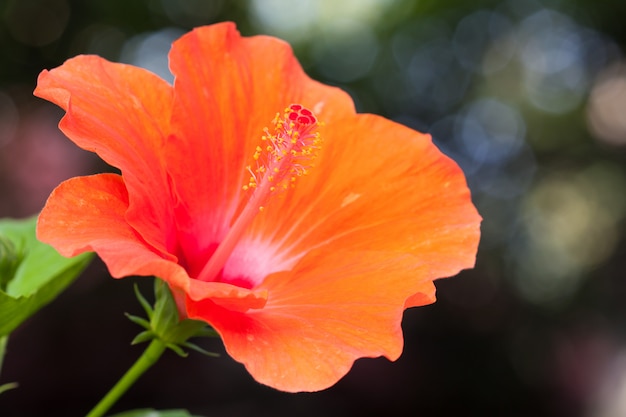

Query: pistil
[[196, 104, 321, 283]]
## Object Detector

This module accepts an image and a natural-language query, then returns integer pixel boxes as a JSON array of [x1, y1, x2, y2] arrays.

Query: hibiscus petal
[[37, 174, 181, 283], [251, 113, 481, 290], [166, 22, 356, 275], [34, 56, 176, 256], [186, 250, 436, 392]]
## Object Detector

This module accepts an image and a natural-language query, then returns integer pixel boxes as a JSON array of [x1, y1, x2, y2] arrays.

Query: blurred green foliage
[[0, 217, 91, 337]]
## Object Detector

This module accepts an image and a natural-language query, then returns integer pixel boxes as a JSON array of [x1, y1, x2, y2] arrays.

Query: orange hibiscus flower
[[35, 22, 481, 392]]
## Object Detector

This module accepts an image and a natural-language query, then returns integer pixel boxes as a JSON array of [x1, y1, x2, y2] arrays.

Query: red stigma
[[287, 104, 317, 125]]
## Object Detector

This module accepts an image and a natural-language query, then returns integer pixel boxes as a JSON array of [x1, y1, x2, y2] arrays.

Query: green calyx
[[126, 279, 219, 358]]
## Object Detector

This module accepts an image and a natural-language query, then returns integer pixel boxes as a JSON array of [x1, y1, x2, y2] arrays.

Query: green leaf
[[108, 409, 203, 417], [0, 234, 21, 291], [0, 382, 18, 395], [0, 216, 93, 337]]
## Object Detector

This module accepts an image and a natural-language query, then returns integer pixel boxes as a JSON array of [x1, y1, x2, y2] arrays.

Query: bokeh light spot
[[516, 9, 602, 114], [587, 61, 626, 146], [459, 98, 526, 165], [248, 0, 398, 45], [120, 28, 184, 84], [511, 163, 626, 305], [311, 19, 380, 82]]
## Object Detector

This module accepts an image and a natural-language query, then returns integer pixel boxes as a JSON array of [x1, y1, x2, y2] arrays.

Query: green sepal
[[181, 341, 220, 357], [130, 331, 155, 346], [194, 327, 220, 338], [164, 343, 188, 358], [151, 278, 182, 339], [0, 216, 93, 337], [127, 279, 219, 357], [151, 279, 215, 348], [124, 313, 151, 330], [133, 284, 153, 320]]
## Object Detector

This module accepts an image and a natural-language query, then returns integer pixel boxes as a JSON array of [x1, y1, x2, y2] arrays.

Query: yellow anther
[[242, 103, 322, 201]]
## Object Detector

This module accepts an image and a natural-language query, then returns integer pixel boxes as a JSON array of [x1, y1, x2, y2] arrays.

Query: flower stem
[[85, 339, 167, 417]]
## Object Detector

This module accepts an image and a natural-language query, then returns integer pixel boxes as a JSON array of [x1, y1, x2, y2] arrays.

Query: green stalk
[[85, 339, 167, 417]]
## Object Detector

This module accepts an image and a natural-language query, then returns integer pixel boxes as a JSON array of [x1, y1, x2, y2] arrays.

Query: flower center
[[196, 104, 321, 283]]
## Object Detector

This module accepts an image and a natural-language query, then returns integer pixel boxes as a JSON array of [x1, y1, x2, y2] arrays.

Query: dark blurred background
[[2, 0, 626, 416]]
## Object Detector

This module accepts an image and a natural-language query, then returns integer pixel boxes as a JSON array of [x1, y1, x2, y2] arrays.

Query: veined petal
[[186, 250, 436, 392], [38, 174, 182, 283], [34, 56, 176, 256], [248, 113, 481, 289], [166, 22, 355, 275]]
